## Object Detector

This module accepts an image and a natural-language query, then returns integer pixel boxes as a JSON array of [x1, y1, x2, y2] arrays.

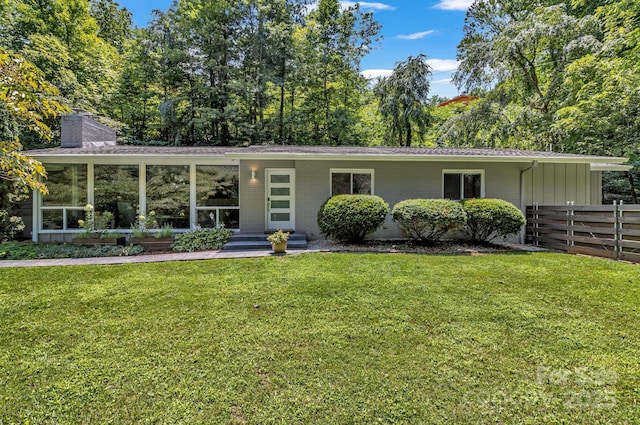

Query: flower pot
[[130, 237, 174, 251], [271, 241, 287, 254]]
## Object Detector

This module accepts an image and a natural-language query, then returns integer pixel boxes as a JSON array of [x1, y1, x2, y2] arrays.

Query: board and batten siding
[[522, 163, 592, 207]]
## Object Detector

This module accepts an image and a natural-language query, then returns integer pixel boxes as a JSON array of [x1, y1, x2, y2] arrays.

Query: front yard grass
[[1, 252, 638, 424]]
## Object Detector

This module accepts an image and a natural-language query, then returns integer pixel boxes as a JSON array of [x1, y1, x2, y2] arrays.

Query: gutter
[[519, 161, 539, 244]]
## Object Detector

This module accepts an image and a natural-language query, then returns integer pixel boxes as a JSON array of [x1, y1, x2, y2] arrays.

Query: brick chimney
[[60, 109, 116, 148]]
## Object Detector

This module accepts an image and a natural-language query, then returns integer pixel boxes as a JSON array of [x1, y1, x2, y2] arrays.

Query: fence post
[[616, 201, 623, 261], [534, 202, 539, 246], [566, 201, 575, 248]]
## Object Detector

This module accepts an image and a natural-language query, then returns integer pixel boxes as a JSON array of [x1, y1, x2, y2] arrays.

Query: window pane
[[196, 165, 239, 207], [331, 173, 351, 195], [146, 165, 190, 228], [271, 200, 290, 209], [270, 213, 290, 221], [353, 173, 372, 195], [94, 165, 139, 228], [464, 174, 482, 199], [270, 174, 290, 184], [42, 164, 87, 206], [219, 209, 239, 229], [271, 187, 290, 196], [197, 210, 218, 228], [66, 209, 84, 229], [42, 209, 63, 229], [444, 173, 461, 200], [197, 209, 239, 229]]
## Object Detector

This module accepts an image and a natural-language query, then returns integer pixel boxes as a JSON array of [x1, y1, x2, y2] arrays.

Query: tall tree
[[0, 48, 69, 240], [375, 54, 432, 147]]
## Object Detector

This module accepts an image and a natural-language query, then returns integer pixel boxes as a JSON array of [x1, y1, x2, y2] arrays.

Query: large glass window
[[41, 164, 87, 230], [146, 165, 190, 228], [94, 165, 139, 229], [196, 165, 239, 229], [331, 169, 373, 196], [443, 170, 483, 200]]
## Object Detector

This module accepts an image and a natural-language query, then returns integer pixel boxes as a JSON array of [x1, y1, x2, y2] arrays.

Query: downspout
[[519, 161, 539, 244]]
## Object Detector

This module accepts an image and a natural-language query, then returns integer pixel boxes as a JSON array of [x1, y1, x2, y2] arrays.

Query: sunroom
[[29, 147, 240, 242]]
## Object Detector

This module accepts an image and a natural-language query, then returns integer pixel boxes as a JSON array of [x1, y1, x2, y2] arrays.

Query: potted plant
[[129, 212, 174, 250], [267, 229, 289, 254], [73, 205, 122, 245]]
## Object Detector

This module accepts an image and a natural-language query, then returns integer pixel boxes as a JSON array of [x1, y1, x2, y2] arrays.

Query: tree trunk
[[628, 171, 639, 204]]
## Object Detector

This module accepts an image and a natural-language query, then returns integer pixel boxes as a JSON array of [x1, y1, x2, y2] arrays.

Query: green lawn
[[1, 253, 638, 424]]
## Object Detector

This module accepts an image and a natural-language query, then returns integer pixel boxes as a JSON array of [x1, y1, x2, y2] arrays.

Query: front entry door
[[266, 168, 295, 231]]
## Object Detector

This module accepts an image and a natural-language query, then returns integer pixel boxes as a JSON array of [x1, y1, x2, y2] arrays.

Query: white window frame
[[33, 158, 240, 240], [442, 169, 485, 200], [329, 168, 375, 196]]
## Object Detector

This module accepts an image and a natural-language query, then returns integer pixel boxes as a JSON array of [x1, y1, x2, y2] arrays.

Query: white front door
[[265, 168, 295, 231]]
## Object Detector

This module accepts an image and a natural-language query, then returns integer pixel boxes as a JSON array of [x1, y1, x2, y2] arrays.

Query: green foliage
[[317, 195, 388, 243], [0, 47, 69, 140], [0, 211, 25, 242], [4, 0, 124, 117], [0, 241, 142, 260], [130, 210, 159, 238], [172, 228, 234, 252], [375, 54, 432, 147], [156, 224, 174, 238], [266, 229, 289, 244], [77, 204, 113, 237], [462, 198, 526, 242], [392, 199, 466, 245], [0, 48, 68, 241], [449, 0, 640, 200]]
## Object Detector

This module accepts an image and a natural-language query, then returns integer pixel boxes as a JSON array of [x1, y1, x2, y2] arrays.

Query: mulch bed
[[307, 239, 529, 255]]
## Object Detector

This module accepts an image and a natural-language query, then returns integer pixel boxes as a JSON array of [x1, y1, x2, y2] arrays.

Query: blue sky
[[118, 0, 470, 98]]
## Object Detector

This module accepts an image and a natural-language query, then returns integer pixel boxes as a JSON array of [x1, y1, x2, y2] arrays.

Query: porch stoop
[[223, 233, 308, 251]]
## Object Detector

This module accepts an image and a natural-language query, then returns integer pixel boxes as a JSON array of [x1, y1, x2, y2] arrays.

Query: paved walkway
[[0, 249, 318, 268]]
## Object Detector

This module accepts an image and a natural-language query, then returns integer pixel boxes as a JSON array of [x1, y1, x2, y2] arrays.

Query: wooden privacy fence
[[526, 202, 640, 263]]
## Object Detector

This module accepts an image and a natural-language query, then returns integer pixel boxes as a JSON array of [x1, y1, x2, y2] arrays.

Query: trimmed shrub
[[317, 195, 389, 243], [392, 199, 466, 245], [172, 227, 234, 252], [462, 198, 526, 242]]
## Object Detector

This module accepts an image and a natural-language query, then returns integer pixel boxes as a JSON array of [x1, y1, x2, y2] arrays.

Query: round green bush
[[392, 199, 466, 245], [462, 198, 526, 242], [317, 195, 389, 243]]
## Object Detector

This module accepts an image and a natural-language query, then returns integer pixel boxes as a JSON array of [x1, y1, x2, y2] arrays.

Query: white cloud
[[433, 0, 474, 11], [361, 69, 393, 80], [397, 30, 436, 40], [425, 59, 460, 72], [340, 2, 396, 11], [432, 78, 453, 84]]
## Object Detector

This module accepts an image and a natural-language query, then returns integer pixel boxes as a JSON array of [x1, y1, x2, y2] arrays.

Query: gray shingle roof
[[25, 144, 627, 164]]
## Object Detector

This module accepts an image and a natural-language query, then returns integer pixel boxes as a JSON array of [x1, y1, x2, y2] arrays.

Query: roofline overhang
[[590, 163, 633, 172], [26, 153, 235, 163], [26, 150, 630, 166], [223, 152, 629, 165]]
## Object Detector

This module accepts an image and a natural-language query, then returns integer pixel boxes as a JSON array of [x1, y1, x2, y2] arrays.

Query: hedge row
[[317, 195, 525, 244]]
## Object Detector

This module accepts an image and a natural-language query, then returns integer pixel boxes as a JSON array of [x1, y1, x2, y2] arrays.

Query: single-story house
[[18, 114, 631, 243]]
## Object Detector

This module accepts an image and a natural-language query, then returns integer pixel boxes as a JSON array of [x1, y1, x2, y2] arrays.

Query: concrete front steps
[[223, 233, 308, 251]]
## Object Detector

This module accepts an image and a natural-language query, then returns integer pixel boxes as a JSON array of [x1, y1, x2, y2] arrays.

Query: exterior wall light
[[251, 170, 257, 179]]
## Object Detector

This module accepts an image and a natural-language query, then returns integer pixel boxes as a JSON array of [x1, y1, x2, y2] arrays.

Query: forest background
[[1, 0, 638, 201]]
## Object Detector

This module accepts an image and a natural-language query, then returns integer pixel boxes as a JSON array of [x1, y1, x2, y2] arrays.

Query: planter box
[[130, 237, 174, 251], [72, 237, 125, 246]]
